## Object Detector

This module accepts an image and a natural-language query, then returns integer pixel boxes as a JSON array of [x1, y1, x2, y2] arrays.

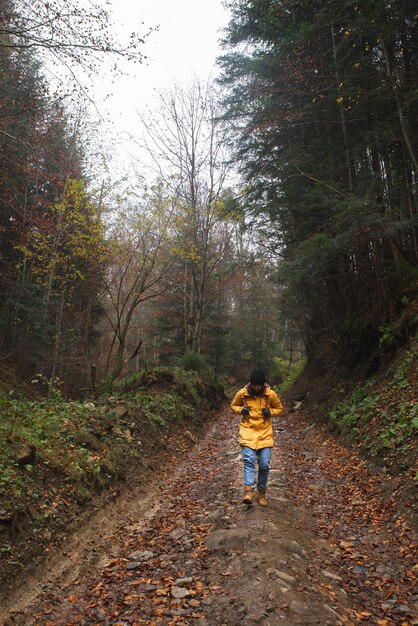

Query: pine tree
[[219, 0, 418, 363]]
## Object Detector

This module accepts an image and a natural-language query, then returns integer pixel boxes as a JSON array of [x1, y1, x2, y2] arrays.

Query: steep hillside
[[0, 366, 224, 598], [286, 301, 418, 519]]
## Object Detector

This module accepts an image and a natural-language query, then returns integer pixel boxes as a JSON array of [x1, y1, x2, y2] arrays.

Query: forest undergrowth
[[286, 306, 418, 525], [0, 366, 224, 599]]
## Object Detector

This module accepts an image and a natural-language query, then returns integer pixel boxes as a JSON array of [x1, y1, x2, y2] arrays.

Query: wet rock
[[359, 532, 387, 545], [268, 479, 286, 488], [290, 600, 310, 615], [113, 405, 129, 420], [204, 528, 251, 551], [275, 539, 306, 556], [322, 570, 342, 582], [267, 569, 296, 584], [128, 550, 154, 562], [270, 496, 289, 503], [73, 431, 101, 451], [171, 586, 191, 599], [170, 528, 187, 541], [167, 608, 188, 616], [206, 510, 223, 523], [16, 445, 37, 466], [323, 603, 341, 620], [173, 577, 193, 586], [269, 470, 287, 479]]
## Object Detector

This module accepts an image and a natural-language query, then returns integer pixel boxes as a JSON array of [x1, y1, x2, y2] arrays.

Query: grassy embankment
[[287, 295, 417, 488], [0, 365, 224, 585], [328, 335, 417, 481]]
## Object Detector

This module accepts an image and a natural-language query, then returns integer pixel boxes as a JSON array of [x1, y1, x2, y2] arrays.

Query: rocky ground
[[1, 408, 417, 626]]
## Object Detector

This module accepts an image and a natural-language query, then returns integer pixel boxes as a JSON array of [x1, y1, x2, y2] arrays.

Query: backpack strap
[[263, 389, 271, 421], [265, 392, 270, 409], [241, 389, 249, 422]]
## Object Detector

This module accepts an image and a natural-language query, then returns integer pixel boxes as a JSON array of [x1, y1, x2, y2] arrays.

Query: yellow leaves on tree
[[16, 179, 106, 295]]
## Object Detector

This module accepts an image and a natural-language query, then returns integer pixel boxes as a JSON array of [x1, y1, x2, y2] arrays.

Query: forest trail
[[2, 408, 417, 626]]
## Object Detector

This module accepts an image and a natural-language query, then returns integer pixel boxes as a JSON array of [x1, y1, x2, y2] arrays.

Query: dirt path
[[2, 409, 417, 626]]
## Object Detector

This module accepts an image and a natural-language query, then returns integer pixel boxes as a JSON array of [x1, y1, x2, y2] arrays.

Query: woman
[[231, 369, 283, 506]]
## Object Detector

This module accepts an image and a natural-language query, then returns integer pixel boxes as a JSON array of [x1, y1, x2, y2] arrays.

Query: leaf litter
[[2, 407, 417, 625]]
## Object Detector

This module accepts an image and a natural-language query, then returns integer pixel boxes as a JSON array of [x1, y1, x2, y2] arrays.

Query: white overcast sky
[[93, 0, 230, 141]]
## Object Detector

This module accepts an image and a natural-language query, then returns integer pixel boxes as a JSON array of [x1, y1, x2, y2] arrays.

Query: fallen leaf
[[156, 588, 169, 596], [155, 608, 166, 615]]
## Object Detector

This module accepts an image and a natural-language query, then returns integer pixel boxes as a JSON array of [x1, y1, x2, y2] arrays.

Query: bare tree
[[99, 186, 175, 382], [0, 0, 152, 98], [138, 79, 232, 353], [1, 0, 150, 60]]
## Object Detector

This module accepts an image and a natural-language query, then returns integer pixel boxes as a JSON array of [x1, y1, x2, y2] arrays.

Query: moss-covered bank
[[0, 366, 224, 592]]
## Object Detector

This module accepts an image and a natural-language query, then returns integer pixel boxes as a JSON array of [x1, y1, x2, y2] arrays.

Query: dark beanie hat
[[250, 369, 266, 385]]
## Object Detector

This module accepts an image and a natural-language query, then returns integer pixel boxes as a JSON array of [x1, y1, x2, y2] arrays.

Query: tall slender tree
[[139, 80, 233, 353]]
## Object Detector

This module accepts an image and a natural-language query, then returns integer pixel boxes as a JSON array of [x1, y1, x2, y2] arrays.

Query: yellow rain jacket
[[231, 384, 283, 449]]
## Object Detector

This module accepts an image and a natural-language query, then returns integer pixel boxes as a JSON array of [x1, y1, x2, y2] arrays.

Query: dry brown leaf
[[156, 588, 169, 596]]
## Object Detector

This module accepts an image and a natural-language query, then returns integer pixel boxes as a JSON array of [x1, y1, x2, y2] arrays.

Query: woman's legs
[[256, 447, 271, 491], [241, 446, 256, 487]]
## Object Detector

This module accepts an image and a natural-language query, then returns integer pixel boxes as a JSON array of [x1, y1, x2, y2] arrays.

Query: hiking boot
[[242, 486, 253, 504], [257, 489, 268, 507]]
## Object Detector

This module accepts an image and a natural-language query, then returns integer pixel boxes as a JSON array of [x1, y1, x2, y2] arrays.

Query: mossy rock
[[73, 430, 102, 451]]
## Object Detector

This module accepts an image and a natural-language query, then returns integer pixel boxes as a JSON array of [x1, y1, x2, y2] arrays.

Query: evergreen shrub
[[177, 352, 216, 384]]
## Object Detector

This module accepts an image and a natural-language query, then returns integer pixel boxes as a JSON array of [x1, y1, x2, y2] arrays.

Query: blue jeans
[[242, 446, 271, 491]]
